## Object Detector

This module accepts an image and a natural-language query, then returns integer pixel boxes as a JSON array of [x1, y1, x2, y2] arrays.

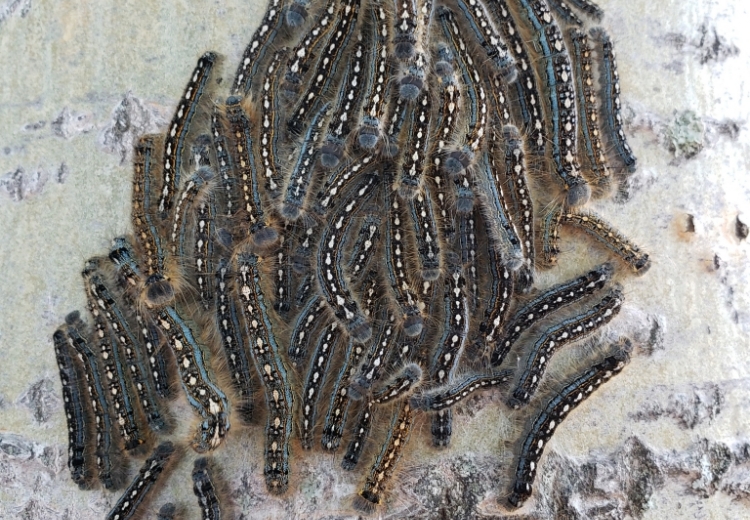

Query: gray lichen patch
[[664, 111, 705, 159]]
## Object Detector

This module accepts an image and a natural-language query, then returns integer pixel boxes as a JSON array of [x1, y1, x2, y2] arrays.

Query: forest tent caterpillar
[[507, 342, 631, 508], [158, 53, 216, 218], [105, 441, 178, 520]]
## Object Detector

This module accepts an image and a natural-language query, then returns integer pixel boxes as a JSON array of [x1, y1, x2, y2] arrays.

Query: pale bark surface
[[0, 0, 748, 518]]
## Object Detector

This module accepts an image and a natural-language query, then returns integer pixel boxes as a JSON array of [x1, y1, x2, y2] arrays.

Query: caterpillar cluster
[[50, 0, 651, 516]]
